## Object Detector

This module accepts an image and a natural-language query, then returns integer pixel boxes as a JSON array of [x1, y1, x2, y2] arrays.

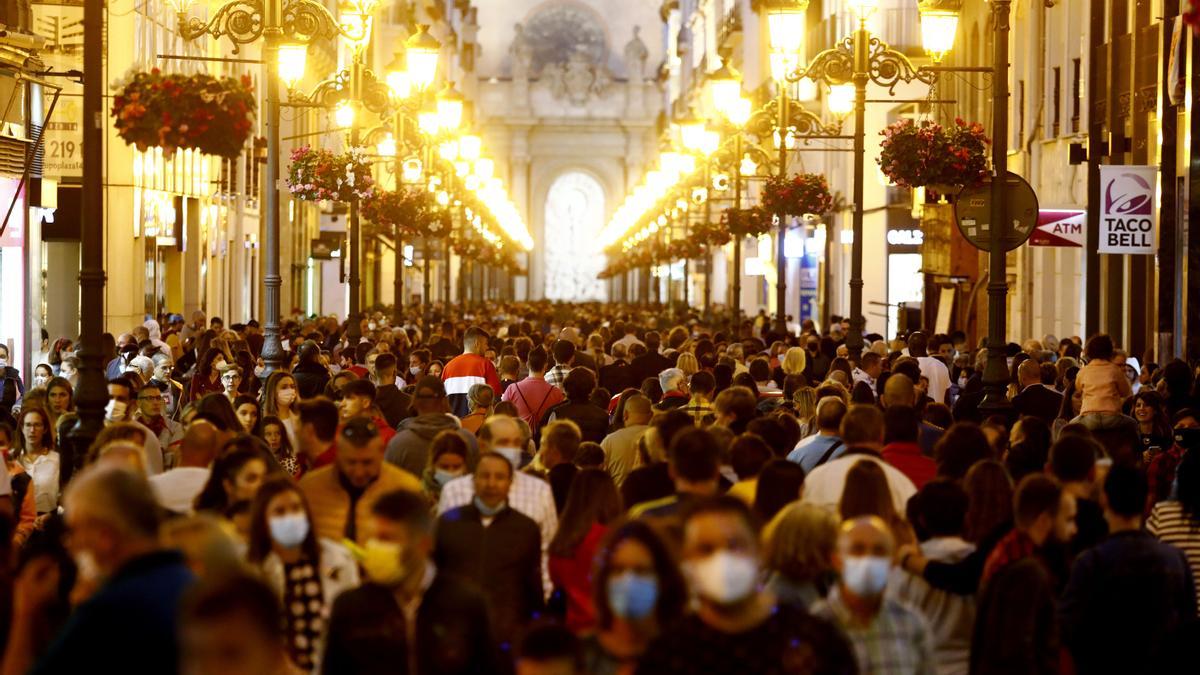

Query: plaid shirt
[[815, 587, 936, 675], [545, 365, 571, 391], [681, 398, 715, 425], [437, 471, 558, 597]]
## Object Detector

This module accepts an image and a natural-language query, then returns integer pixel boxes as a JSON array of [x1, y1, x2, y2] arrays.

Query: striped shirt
[[1146, 500, 1200, 606], [814, 587, 936, 675], [441, 353, 501, 418]]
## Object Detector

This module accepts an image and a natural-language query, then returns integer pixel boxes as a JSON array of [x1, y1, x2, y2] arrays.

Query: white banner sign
[[1098, 165, 1157, 255]]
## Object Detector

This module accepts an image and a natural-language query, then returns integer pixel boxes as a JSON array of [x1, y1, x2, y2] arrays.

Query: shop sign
[[1030, 209, 1085, 247], [33, 3, 85, 179], [1098, 166, 1156, 255]]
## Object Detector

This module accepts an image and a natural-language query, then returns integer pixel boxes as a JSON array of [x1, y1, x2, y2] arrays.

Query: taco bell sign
[[1098, 165, 1157, 255]]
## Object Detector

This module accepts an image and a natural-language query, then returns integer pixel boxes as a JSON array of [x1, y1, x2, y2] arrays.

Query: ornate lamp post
[[786, 0, 939, 362], [172, 0, 370, 374]]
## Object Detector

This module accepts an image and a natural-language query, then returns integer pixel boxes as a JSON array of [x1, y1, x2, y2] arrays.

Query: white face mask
[[33, 375, 49, 387], [841, 555, 891, 598], [685, 550, 758, 606], [104, 399, 127, 421], [410, 366, 423, 376], [493, 446, 523, 471], [0, 358, 7, 368], [277, 388, 297, 406]]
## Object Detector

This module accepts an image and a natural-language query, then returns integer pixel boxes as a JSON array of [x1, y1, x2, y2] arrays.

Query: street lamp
[[173, 0, 368, 375], [436, 83, 465, 132], [918, 0, 962, 64], [785, 0, 937, 361], [405, 24, 442, 91]]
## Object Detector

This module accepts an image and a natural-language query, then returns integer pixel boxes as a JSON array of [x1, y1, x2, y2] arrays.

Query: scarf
[[981, 529, 1038, 588]]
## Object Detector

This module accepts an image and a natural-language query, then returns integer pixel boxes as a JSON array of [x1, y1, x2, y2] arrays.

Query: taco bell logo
[[1098, 166, 1157, 255], [1104, 173, 1153, 216]]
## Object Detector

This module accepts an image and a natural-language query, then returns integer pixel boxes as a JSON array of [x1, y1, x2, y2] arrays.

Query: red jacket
[[442, 353, 501, 418], [881, 442, 936, 490], [549, 522, 608, 633]]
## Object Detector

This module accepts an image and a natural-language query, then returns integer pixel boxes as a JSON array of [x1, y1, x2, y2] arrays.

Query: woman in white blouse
[[13, 407, 59, 513]]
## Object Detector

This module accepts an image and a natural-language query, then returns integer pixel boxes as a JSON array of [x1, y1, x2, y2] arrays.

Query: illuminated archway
[[543, 171, 607, 301]]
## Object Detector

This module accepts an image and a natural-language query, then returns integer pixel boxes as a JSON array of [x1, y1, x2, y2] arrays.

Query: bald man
[[881, 374, 944, 456], [1012, 358, 1063, 425], [600, 394, 653, 486], [815, 516, 935, 675], [148, 421, 220, 514]]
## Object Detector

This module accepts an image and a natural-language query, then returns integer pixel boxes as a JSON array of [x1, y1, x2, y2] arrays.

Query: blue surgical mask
[[473, 496, 506, 517], [268, 513, 310, 549], [433, 468, 464, 487], [607, 572, 658, 620], [841, 555, 891, 598]]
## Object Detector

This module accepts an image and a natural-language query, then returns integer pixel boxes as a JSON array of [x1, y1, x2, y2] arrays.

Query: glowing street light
[[918, 0, 962, 64], [405, 24, 441, 91], [277, 43, 308, 89]]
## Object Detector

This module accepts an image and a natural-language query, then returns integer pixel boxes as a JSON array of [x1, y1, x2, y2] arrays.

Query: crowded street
[[1, 0, 1199, 674]]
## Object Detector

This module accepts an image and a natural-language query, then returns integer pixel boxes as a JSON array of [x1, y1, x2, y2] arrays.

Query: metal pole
[[733, 132, 743, 336], [423, 238, 432, 324], [703, 161, 712, 318], [775, 87, 789, 336], [979, 0, 1013, 414], [68, 0, 108, 485], [392, 114, 404, 326], [345, 57, 362, 347], [260, 29, 286, 374], [846, 23, 869, 363]]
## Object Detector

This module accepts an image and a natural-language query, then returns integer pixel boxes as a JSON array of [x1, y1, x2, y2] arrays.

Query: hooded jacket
[[384, 413, 479, 476]]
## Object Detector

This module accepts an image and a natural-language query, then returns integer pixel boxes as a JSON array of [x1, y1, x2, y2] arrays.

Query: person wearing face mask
[[581, 520, 687, 675], [31, 364, 52, 390], [434, 451, 544, 647], [190, 347, 228, 400], [0, 465, 195, 674], [636, 496, 856, 675], [246, 478, 358, 672], [421, 430, 469, 503], [813, 516, 935, 675], [438, 414, 557, 597], [104, 375, 165, 475], [324, 488, 498, 675]]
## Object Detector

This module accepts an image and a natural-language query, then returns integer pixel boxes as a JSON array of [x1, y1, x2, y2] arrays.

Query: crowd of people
[[0, 302, 1197, 674]]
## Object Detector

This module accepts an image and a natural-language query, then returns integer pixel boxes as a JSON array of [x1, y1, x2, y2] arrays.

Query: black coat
[[598, 359, 638, 394], [544, 400, 610, 443], [322, 575, 499, 675], [292, 363, 331, 400], [375, 383, 413, 428], [434, 504, 544, 645], [629, 352, 673, 389], [1012, 384, 1064, 425]]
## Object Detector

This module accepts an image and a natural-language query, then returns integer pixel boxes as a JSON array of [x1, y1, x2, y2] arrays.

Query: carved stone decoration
[[510, 22, 533, 79], [523, 3, 608, 75], [544, 48, 611, 105], [624, 26, 649, 82]]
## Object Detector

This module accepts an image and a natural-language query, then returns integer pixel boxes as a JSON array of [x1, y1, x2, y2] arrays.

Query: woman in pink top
[[1073, 334, 1136, 435]]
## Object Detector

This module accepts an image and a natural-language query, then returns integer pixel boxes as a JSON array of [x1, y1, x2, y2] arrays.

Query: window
[[1071, 57, 1082, 133], [1052, 66, 1062, 137]]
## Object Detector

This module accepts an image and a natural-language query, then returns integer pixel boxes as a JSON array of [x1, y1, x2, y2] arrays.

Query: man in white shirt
[[436, 415, 557, 597], [801, 404, 916, 515], [148, 420, 220, 514], [909, 332, 951, 405]]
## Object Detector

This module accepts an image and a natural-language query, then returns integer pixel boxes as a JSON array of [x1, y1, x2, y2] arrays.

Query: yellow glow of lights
[[726, 96, 753, 127], [439, 140, 459, 161], [918, 1, 961, 64], [436, 83, 465, 131], [827, 84, 854, 116], [765, 1, 808, 54], [385, 54, 411, 100], [458, 134, 482, 161], [708, 59, 742, 118], [376, 133, 396, 157], [277, 43, 308, 89], [473, 157, 495, 181], [334, 102, 355, 128], [740, 155, 758, 176], [405, 24, 441, 91], [417, 108, 440, 135], [436, 190, 450, 206], [401, 158, 423, 182], [847, 0, 879, 21]]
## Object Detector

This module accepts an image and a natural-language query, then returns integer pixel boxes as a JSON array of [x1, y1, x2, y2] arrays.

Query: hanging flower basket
[[361, 188, 433, 237], [286, 146, 375, 202], [451, 234, 484, 258], [878, 118, 990, 189], [693, 221, 732, 247], [669, 239, 707, 260], [722, 207, 774, 238], [761, 173, 834, 218], [423, 208, 454, 239], [111, 68, 257, 158]]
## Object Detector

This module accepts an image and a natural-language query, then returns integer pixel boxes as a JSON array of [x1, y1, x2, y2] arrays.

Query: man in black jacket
[[598, 343, 637, 394], [434, 452, 544, 650], [323, 489, 499, 675], [1012, 359, 1063, 426], [372, 353, 412, 428], [629, 331, 672, 388]]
